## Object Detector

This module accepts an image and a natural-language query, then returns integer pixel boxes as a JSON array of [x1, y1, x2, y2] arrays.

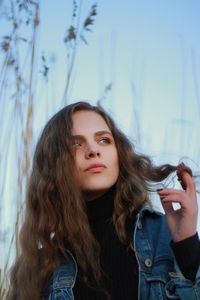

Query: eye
[[99, 137, 111, 144], [72, 142, 82, 148]]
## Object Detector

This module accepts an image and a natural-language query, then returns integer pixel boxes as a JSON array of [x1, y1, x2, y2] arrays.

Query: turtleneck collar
[[86, 186, 116, 222]]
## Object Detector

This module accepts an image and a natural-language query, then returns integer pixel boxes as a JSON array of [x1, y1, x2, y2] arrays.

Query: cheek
[[74, 151, 83, 169], [115, 160, 120, 177], [112, 151, 119, 174]]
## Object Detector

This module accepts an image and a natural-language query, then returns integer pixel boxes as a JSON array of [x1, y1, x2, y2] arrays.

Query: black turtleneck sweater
[[73, 189, 200, 300]]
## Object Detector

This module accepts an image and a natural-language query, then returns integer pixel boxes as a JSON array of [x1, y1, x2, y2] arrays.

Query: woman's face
[[71, 110, 119, 200]]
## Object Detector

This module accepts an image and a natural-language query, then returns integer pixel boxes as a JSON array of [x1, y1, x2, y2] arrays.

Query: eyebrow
[[72, 130, 113, 139]]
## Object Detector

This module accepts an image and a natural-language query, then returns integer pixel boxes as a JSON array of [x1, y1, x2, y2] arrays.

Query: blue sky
[[1, 0, 200, 267], [34, 0, 200, 220], [35, 0, 200, 162], [38, 0, 200, 228]]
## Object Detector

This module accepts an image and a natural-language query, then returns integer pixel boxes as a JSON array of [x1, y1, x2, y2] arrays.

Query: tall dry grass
[[0, 1, 40, 298], [1, 2, 198, 300], [63, 1, 97, 103], [0, 1, 98, 298]]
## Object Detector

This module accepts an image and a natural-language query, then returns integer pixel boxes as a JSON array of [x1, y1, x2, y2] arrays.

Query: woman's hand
[[157, 170, 198, 242]]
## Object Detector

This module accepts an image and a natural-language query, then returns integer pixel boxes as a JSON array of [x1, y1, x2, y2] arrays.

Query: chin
[[84, 186, 111, 193]]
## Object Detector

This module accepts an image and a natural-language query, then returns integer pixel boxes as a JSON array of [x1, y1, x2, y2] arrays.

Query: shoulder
[[135, 205, 172, 248], [41, 251, 77, 299], [134, 205, 175, 272], [137, 204, 168, 226], [55, 250, 78, 284]]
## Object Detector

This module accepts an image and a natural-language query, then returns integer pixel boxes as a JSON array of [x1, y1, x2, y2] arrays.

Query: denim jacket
[[41, 206, 200, 299]]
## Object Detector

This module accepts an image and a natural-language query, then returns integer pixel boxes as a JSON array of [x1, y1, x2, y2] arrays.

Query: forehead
[[71, 110, 110, 135]]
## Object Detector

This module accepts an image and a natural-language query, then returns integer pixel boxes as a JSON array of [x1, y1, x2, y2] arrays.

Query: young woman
[[7, 101, 200, 300]]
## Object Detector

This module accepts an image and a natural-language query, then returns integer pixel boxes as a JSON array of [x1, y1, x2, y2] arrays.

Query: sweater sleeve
[[171, 232, 200, 282]]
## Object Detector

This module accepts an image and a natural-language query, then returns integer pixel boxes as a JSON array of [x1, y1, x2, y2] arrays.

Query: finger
[[161, 197, 185, 206], [157, 189, 184, 196], [157, 186, 196, 205], [160, 200, 174, 214], [161, 197, 186, 209], [180, 171, 196, 195], [177, 163, 192, 179], [158, 191, 189, 209]]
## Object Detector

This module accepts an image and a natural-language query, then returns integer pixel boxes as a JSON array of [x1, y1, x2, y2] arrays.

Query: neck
[[82, 189, 109, 202]]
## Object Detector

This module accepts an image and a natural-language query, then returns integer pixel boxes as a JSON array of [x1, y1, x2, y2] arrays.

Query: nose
[[85, 144, 100, 159]]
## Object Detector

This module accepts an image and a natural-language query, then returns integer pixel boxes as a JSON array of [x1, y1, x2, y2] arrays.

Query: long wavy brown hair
[[7, 101, 183, 300]]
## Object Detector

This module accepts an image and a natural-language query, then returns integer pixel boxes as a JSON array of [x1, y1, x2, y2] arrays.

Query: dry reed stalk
[[0, 1, 97, 298], [63, 1, 97, 104], [191, 49, 200, 119], [0, 1, 40, 297]]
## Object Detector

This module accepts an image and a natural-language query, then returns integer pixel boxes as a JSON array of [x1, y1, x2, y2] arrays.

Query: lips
[[85, 163, 106, 172]]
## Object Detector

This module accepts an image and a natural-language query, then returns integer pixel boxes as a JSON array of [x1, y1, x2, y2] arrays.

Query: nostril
[[85, 149, 100, 159]]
